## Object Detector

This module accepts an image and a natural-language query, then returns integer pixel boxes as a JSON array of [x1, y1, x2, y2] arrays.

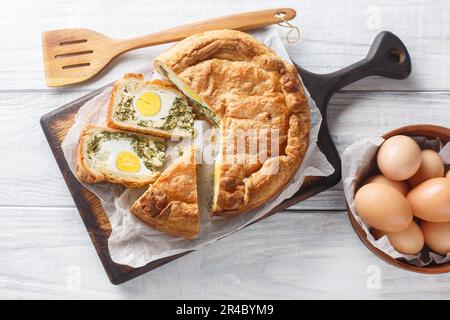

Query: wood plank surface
[[0, 0, 450, 91], [1, 91, 448, 209], [2, 208, 450, 299]]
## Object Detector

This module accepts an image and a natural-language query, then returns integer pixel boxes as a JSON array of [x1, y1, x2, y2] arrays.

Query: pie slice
[[154, 30, 310, 215], [107, 73, 194, 138], [130, 147, 199, 239], [76, 125, 165, 188]]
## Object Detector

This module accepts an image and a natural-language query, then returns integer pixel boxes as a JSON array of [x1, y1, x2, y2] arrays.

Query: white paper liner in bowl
[[61, 27, 335, 268], [343, 135, 450, 267]]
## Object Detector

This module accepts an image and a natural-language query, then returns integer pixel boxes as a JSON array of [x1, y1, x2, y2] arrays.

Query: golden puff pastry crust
[[76, 125, 163, 188], [155, 29, 310, 215], [130, 147, 200, 239]]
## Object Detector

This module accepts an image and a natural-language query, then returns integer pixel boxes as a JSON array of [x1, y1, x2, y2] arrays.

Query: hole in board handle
[[389, 49, 406, 64]]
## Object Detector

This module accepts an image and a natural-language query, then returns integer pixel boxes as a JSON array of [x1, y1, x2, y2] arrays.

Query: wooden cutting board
[[41, 31, 411, 284]]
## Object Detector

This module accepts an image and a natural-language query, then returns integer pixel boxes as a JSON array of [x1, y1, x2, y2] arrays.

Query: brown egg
[[365, 174, 409, 196], [407, 177, 450, 222], [446, 170, 450, 179], [355, 183, 413, 232], [373, 221, 424, 255], [420, 221, 450, 255], [377, 135, 422, 181], [407, 150, 445, 188]]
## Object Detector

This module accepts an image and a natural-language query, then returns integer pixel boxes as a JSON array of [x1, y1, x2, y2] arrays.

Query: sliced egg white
[[90, 139, 154, 177], [212, 128, 223, 208], [132, 88, 178, 121], [158, 64, 220, 126], [160, 65, 204, 105]]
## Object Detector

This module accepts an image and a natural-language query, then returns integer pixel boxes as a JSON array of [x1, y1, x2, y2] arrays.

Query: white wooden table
[[1, 0, 449, 299]]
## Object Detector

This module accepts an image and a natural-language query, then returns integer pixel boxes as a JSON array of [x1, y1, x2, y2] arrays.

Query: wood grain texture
[[1, 208, 449, 299], [42, 8, 296, 86], [1, 0, 450, 298], [41, 55, 358, 282], [1, 0, 450, 90], [36, 31, 436, 283], [1, 91, 448, 209]]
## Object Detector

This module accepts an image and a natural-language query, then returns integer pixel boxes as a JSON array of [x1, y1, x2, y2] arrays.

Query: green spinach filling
[[156, 97, 194, 134], [114, 92, 194, 134], [159, 66, 169, 78], [187, 98, 219, 126], [114, 95, 136, 121], [87, 131, 166, 171]]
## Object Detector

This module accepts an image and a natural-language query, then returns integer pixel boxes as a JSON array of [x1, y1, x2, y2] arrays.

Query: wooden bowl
[[347, 124, 450, 274]]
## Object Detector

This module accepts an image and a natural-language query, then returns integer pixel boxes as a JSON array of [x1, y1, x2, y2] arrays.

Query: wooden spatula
[[42, 8, 296, 87]]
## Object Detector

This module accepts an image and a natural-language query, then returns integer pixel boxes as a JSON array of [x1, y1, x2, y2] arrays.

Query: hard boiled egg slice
[[133, 89, 177, 121], [94, 139, 153, 178], [116, 150, 141, 173], [157, 63, 219, 125], [159, 65, 203, 104]]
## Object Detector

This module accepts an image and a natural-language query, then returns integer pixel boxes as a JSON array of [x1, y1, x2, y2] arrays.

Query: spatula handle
[[117, 8, 296, 52]]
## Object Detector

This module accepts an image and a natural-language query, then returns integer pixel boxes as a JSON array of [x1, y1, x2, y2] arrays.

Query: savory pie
[[107, 73, 194, 137], [154, 29, 310, 215], [76, 30, 310, 238], [130, 147, 199, 239], [76, 125, 166, 188]]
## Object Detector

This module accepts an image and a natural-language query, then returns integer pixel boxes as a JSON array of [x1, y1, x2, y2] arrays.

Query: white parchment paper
[[343, 135, 450, 266], [61, 27, 334, 268]]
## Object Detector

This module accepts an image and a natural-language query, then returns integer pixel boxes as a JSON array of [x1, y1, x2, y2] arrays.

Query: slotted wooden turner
[[42, 8, 296, 87]]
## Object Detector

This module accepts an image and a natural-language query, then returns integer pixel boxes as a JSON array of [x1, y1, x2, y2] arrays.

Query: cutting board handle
[[293, 31, 411, 195], [299, 31, 411, 105]]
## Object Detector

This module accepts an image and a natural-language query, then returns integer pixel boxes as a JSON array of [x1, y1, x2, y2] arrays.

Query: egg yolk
[[214, 162, 220, 182], [183, 84, 202, 103], [116, 151, 141, 173], [136, 92, 161, 116]]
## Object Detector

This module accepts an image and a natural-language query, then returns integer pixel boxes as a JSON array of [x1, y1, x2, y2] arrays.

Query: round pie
[[155, 30, 310, 215]]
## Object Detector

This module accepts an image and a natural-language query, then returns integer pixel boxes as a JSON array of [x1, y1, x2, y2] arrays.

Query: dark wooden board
[[41, 31, 411, 284]]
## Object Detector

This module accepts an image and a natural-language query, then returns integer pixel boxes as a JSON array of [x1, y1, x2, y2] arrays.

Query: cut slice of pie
[[107, 73, 194, 138], [155, 63, 220, 126], [154, 30, 310, 216], [76, 125, 166, 188], [130, 147, 199, 239]]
